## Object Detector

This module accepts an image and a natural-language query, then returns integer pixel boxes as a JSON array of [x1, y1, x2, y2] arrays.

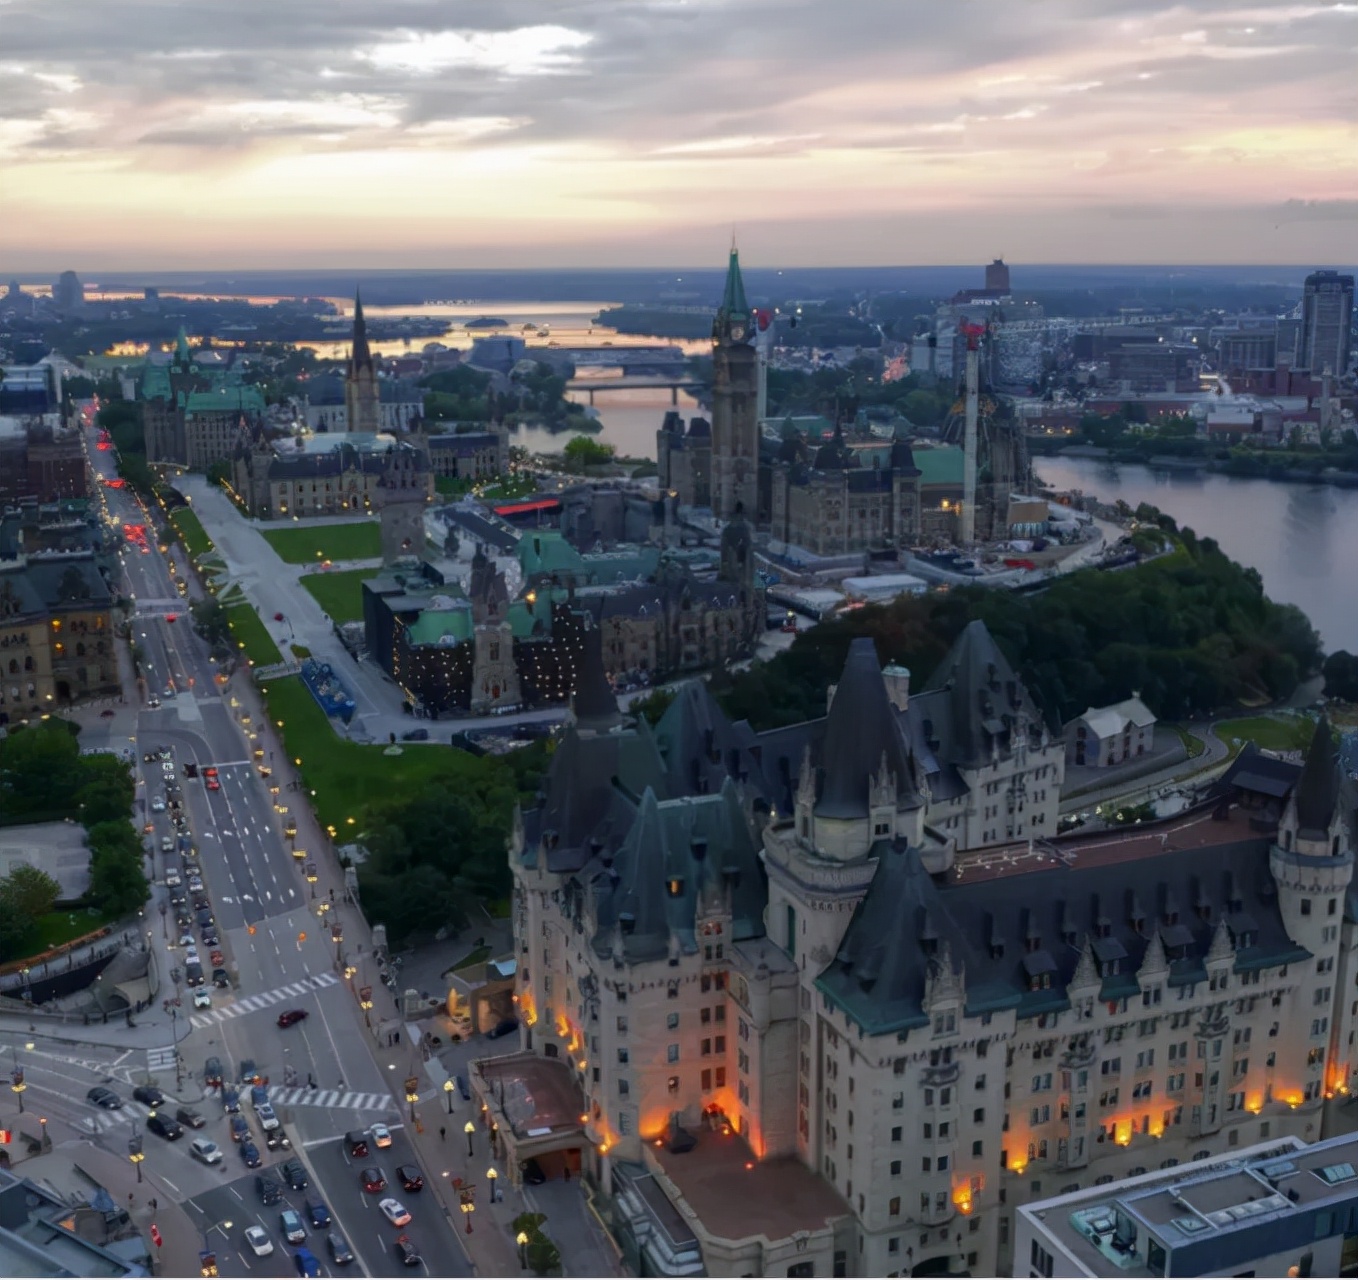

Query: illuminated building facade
[[510, 631, 1355, 1277]]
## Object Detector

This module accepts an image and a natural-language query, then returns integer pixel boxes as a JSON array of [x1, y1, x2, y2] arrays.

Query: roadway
[[63, 424, 475, 1277]]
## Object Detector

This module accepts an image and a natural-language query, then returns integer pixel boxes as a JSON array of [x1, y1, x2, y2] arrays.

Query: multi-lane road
[[46, 424, 475, 1277]]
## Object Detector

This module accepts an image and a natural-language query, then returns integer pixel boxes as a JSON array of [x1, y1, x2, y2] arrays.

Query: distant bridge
[[567, 375, 707, 405]]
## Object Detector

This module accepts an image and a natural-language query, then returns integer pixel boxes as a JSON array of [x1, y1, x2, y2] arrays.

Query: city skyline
[[2, 0, 1356, 269]]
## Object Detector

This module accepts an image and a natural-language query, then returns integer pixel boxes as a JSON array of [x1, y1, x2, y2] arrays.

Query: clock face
[[729, 321, 747, 341]]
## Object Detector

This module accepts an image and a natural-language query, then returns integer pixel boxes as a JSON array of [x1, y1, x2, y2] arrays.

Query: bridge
[[567, 375, 708, 405]]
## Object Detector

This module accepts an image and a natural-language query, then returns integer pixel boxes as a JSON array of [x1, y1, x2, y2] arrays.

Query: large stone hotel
[[501, 625, 1357, 1276]]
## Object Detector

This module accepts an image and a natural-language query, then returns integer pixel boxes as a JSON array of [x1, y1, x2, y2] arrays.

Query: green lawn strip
[[1172, 725, 1205, 759], [1215, 713, 1315, 755], [169, 508, 214, 561], [261, 522, 383, 564], [33, 908, 119, 951], [257, 676, 484, 832], [227, 605, 284, 666], [299, 568, 372, 624]]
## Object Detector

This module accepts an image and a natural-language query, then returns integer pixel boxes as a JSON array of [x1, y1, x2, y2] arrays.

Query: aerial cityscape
[[2, 3, 1358, 1279]]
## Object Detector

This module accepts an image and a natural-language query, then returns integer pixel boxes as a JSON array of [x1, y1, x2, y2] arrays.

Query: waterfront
[[1035, 455, 1358, 652]]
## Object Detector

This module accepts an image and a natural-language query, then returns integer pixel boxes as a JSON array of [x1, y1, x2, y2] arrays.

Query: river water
[[1034, 455, 1357, 652]]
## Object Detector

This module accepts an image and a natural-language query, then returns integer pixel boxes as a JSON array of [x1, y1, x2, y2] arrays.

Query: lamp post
[[404, 1075, 420, 1124], [517, 1230, 530, 1269], [486, 1166, 498, 1203], [459, 1187, 476, 1234], [464, 1119, 475, 1158], [128, 1132, 145, 1182], [443, 1079, 455, 1114], [169, 1005, 182, 1089]]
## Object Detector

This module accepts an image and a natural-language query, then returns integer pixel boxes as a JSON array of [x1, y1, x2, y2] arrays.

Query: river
[[1034, 455, 1357, 652]]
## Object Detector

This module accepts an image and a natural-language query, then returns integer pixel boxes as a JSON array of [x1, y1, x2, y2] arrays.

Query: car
[[209, 949, 225, 967], [240, 1058, 258, 1084], [281, 1157, 308, 1190], [250, 1083, 270, 1109], [266, 1128, 293, 1151], [486, 1015, 519, 1039], [211, 966, 229, 986], [164, 867, 182, 888], [360, 1167, 386, 1193], [184, 962, 204, 986], [190, 1138, 222, 1165], [183, 945, 200, 964], [223, 1088, 241, 1114], [177, 930, 193, 947], [326, 1231, 354, 1265], [159, 835, 174, 853], [346, 1130, 370, 1158], [370, 1122, 393, 1149], [206, 778, 220, 791], [257, 1102, 280, 1131], [162, 686, 175, 699], [195, 906, 213, 927], [304, 1197, 330, 1228], [277, 1008, 309, 1028], [243, 1225, 273, 1258], [240, 1140, 262, 1168], [100, 707, 116, 717], [204, 766, 219, 778], [229, 1116, 250, 1143], [161, 760, 175, 774], [256, 1174, 282, 1205], [400, 728, 429, 742], [133, 1084, 165, 1107], [147, 697, 160, 708], [204, 1056, 224, 1086], [280, 1209, 306, 1245], [193, 989, 212, 1009], [521, 1157, 547, 1185], [379, 1198, 411, 1227], [175, 910, 192, 930], [184, 762, 198, 778], [393, 1235, 422, 1267], [187, 876, 204, 893], [294, 1246, 321, 1278], [397, 1164, 424, 1192], [150, 796, 166, 812], [176, 1106, 206, 1129], [455, 1074, 471, 1100], [86, 1086, 122, 1110], [146, 1112, 183, 1140]]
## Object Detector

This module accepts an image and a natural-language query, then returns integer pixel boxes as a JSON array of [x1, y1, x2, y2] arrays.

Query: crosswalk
[[146, 1046, 180, 1070], [188, 972, 339, 1028], [265, 1086, 394, 1113]]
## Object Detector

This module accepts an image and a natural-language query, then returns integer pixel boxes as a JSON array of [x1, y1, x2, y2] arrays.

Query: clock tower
[[711, 246, 760, 522]]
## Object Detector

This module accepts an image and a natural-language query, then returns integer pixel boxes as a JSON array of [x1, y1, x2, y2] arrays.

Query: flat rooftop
[[0, 821, 90, 901], [648, 1124, 849, 1245], [473, 1052, 584, 1141]]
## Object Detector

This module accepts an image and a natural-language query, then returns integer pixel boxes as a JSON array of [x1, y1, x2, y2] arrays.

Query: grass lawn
[[1216, 713, 1316, 755], [257, 676, 490, 831], [170, 508, 214, 561], [261, 521, 383, 564], [227, 605, 284, 666], [299, 568, 371, 625], [33, 907, 118, 951], [1172, 726, 1205, 759]]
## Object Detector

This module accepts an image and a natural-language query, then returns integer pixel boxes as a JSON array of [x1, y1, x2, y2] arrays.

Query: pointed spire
[[175, 327, 190, 363], [721, 246, 749, 318], [1294, 714, 1339, 838], [1138, 928, 1168, 978], [1070, 936, 1099, 991], [569, 623, 621, 732], [1207, 915, 1235, 965], [350, 288, 373, 369]]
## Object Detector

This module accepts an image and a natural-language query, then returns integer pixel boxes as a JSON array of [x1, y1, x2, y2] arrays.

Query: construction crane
[[958, 321, 987, 545]]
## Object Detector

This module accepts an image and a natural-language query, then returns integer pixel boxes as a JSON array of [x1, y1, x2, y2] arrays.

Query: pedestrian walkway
[[187, 972, 338, 1027], [145, 1045, 179, 1071], [269, 1086, 393, 1112]]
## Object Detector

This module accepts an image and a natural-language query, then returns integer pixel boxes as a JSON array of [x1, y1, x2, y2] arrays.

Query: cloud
[[0, 0, 1355, 265]]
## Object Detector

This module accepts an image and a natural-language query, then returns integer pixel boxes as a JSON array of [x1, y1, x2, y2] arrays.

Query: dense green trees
[[87, 820, 149, 915], [191, 598, 233, 654], [0, 865, 62, 961], [562, 435, 615, 469], [1323, 651, 1358, 702], [722, 526, 1321, 731]]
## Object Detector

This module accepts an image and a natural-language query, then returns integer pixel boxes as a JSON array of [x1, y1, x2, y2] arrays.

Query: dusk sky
[[2, 0, 1356, 270]]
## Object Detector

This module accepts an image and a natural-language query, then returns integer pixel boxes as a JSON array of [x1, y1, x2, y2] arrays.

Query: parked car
[[184, 962, 204, 987], [190, 1138, 223, 1165], [86, 1086, 122, 1110], [455, 1074, 471, 1100], [193, 989, 212, 1009], [211, 966, 229, 987], [146, 1113, 183, 1141], [400, 728, 429, 742]]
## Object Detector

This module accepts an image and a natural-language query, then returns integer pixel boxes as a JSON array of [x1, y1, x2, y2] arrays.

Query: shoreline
[[1038, 444, 1358, 489]]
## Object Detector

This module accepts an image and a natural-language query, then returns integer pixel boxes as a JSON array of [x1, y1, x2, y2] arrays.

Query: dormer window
[[667, 877, 684, 898], [1101, 960, 1119, 978]]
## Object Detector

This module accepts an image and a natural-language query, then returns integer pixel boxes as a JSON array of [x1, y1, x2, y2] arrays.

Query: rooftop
[[646, 1121, 849, 1245], [472, 1052, 584, 1141]]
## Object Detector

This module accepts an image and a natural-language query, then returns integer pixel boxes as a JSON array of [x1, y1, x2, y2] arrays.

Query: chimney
[[881, 663, 911, 712]]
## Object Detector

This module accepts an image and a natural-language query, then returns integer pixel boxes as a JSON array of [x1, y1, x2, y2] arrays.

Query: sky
[[1, 0, 1356, 270]]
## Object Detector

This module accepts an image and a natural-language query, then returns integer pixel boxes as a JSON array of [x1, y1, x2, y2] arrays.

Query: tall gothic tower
[[710, 247, 759, 522], [345, 291, 380, 434], [376, 444, 431, 565]]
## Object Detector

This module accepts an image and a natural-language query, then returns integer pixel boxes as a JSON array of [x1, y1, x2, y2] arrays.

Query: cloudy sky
[[2, 0, 1355, 269]]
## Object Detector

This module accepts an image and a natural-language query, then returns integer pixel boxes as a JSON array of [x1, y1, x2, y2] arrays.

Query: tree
[[1323, 650, 1358, 703], [1, 864, 61, 920], [86, 820, 148, 916], [562, 435, 614, 471], [77, 753, 135, 825], [0, 721, 85, 821], [206, 460, 231, 488], [191, 598, 233, 651]]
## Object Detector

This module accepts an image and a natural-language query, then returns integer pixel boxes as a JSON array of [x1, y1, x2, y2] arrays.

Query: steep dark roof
[[591, 779, 766, 964], [571, 624, 621, 731], [654, 680, 761, 799], [1214, 744, 1301, 801], [918, 619, 1043, 770], [818, 835, 1309, 1037], [817, 638, 917, 819], [1295, 715, 1340, 839]]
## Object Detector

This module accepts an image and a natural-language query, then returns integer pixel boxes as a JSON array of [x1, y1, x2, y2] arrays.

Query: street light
[[517, 1230, 530, 1269], [459, 1190, 475, 1235], [464, 1119, 475, 1157], [486, 1166, 498, 1203], [443, 1079, 455, 1114], [10, 1067, 25, 1114], [128, 1132, 145, 1182]]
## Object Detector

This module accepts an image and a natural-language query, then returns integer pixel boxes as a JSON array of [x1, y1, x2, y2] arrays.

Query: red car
[[277, 1009, 309, 1028], [361, 1167, 386, 1193], [206, 778, 220, 791], [204, 767, 219, 778]]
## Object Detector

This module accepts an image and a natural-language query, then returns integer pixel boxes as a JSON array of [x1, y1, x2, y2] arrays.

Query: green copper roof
[[505, 588, 565, 638], [517, 531, 660, 586], [184, 386, 264, 415], [405, 606, 472, 647], [913, 446, 965, 486], [720, 247, 749, 317], [175, 328, 191, 363]]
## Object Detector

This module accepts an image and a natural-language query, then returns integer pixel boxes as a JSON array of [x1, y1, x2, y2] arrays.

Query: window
[[667, 1044, 680, 1064], [667, 1012, 680, 1029], [617, 1048, 629, 1064], [616, 1016, 627, 1034], [890, 1160, 901, 1175], [701, 1069, 712, 1090], [888, 1197, 901, 1217]]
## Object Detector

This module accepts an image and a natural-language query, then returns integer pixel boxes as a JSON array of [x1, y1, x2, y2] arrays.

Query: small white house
[[1065, 695, 1156, 767]]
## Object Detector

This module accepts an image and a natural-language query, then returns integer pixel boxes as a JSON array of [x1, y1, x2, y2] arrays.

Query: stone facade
[[427, 430, 508, 481], [376, 444, 433, 565], [509, 629, 1355, 1277], [710, 250, 760, 521], [345, 293, 380, 435]]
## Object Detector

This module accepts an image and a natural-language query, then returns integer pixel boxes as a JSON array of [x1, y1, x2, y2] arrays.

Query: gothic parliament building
[[509, 620, 1358, 1276], [658, 250, 1030, 553]]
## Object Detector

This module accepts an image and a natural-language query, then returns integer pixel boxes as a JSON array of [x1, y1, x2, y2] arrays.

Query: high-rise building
[[985, 258, 1011, 294], [50, 270, 84, 313], [710, 249, 759, 522], [345, 291, 380, 435], [1300, 269, 1354, 376]]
